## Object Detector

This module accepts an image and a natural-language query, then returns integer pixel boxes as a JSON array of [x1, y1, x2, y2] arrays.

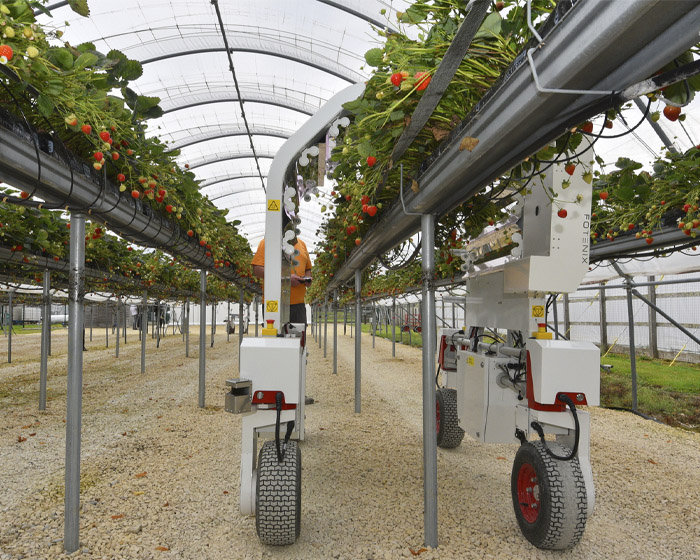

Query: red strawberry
[[355, 238, 361, 246], [581, 121, 594, 134], [557, 208, 568, 218], [111, 152, 119, 161], [19, 191, 30, 199], [165, 204, 173, 213], [599, 191, 609, 200], [415, 72, 431, 91], [0, 45, 14, 61], [565, 163, 576, 175], [361, 195, 370, 205], [367, 205, 377, 217], [362, 204, 368, 213], [131, 190, 140, 199], [199, 240, 206, 246], [99, 131, 111, 142], [81, 124, 92, 135], [117, 173, 126, 182], [646, 237, 654, 244], [93, 152, 103, 161], [390, 72, 403, 86], [366, 156, 377, 167], [187, 230, 194, 237], [663, 105, 681, 122]]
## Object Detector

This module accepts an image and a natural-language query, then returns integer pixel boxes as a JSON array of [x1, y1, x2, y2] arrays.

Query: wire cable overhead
[[210, 0, 267, 194]]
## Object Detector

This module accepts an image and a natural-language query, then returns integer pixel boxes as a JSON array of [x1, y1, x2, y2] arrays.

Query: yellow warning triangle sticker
[[267, 199, 280, 211]]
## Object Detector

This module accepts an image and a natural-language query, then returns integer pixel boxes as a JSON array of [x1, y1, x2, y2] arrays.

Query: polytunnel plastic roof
[[40, 0, 413, 252]]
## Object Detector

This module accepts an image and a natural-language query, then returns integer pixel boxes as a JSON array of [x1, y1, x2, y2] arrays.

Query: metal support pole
[[354, 270, 362, 413], [185, 298, 190, 357], [199, 271, 206, 408], [333, 290, 338, 374], [599, 283, 608, 353], [64, 212, 85, 554], [141, 292, 147, 374], [318, 304, 323, 349], [123, 302, 126, 345], [624, 278, 638, 412], [392, 296, 396, 357], [552, 294, 560, 340], [255, 297, 259, 337], [563, 293, 571, 338], [211, 302, 216, 348], [105, 303, 108, 348], [452, 302, 455, 328], [227, 300, 231, 343], [372, 301, 376, 349], [323, 297, 328, 358], [421, 213, 439, 549], [182, 301, 186, 341], [89, 305, 92, 342], [647, 276, 659, 358], [7, 289, 12, 363], [115, 298, 120, 358], [39, 270, 50, 410], [239, 292, 244, 348], [409, 304, 413, 347]]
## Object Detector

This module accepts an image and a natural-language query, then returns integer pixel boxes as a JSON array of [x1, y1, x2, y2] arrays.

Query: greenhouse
[[1, 1, 699, 558]]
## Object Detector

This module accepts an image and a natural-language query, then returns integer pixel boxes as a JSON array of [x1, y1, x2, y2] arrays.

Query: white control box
[[240, 337, 303, 405], [455, 350, 521, 444], [527, 339, 600, 406]]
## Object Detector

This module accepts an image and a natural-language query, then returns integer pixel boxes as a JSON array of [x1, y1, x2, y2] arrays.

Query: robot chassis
[[437, 166, 599, 550], [224, 83, 364, 546], [225, 79, 599, 549]]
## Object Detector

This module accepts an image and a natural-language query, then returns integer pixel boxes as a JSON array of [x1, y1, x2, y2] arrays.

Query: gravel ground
[[0, 325, 699, 560]]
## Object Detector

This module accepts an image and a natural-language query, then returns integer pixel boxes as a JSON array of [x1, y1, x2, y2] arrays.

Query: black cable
[[530, 394, 580, 461]]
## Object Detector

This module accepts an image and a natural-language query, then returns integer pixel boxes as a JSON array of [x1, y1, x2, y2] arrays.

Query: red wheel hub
[[517, 463, 540, 523], [435, 396, 441, 435]]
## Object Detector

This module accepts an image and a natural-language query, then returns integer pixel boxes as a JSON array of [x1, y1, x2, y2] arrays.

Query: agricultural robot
[[437, 165, 598, 549]]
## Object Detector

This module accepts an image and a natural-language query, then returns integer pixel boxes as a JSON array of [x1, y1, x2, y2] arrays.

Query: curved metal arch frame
[[188, 153, 276, 171], [201, 174, 268, 190], [41, 0, 398, 34], [169, 130, 290, 152], [209, 186, 268, 202], [163, 97, 316, 117], [142, 48, 356, 83]]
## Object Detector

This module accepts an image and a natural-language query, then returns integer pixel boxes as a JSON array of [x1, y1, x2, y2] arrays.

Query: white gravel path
[[0, 326, 699, 560]]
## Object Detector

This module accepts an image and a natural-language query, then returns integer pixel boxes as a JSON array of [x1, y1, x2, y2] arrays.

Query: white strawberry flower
[[0, 55, 7, 64]]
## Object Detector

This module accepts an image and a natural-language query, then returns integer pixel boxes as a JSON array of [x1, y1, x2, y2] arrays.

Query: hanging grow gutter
[[327, 0, 700, 290]]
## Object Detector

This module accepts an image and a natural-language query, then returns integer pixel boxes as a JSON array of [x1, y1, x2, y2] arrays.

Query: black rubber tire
[[228, 324, 235, 334], [511, 441, 587, 550], [256, 440, 302, 546], [436, 388, 465, 449]]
